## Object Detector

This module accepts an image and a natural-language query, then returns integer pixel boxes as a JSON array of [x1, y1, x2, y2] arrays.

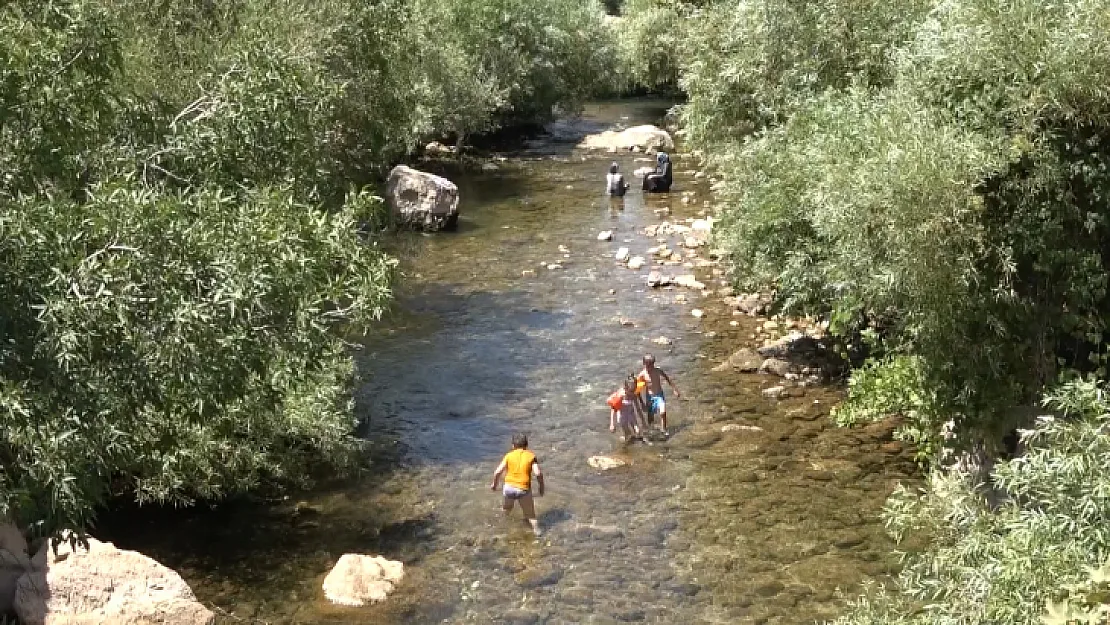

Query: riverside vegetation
[[0, 0, 611, 537], [614, 0, 1110, 622]]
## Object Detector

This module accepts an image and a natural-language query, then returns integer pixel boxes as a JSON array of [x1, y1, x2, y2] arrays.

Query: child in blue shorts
[[637, 353, 681, 436]]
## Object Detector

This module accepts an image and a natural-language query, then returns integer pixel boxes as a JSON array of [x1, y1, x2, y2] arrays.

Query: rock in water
[[578, 125, 675, 152], [615, 247, 630, 262], [322, 554, 405, 607], [597, 230, 613, 241], [673, 275, 706, 290], [14, 536, 214, 625], [627, 256, 646, 270], [588, 456, 628, 470], [386, 165, 460, 231], [762, 386, 786, 399]]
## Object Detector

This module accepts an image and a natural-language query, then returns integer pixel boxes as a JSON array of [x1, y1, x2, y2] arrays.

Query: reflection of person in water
[[605, 162, 629, 197], [642, 152, 673, 193]]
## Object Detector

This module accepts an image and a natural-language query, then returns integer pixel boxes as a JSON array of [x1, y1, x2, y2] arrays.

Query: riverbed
[[99, 100, 917, 624]]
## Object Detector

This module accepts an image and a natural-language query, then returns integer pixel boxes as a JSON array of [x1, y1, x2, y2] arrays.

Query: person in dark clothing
[[606, 162, 630, 196], [642, 151, 673, 193]]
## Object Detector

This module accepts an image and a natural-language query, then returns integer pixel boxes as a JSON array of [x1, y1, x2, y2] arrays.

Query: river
[[98, 100, 917, 625]]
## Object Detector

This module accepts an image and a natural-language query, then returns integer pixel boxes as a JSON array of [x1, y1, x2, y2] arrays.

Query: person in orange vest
[[490, 433, 545, 536], [607, 373, 648, 443]]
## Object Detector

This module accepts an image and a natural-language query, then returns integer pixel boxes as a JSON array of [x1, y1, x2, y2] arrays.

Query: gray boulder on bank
[[386, 165, 460, 231], [14, 535, 213, 625]]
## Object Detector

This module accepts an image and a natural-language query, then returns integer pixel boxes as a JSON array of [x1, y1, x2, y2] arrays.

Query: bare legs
[[502, 493, 541, 536]]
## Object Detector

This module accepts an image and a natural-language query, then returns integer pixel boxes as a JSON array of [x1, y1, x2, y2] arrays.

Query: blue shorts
[[503, 485, 531, 500], [647, 393, 665, 416]]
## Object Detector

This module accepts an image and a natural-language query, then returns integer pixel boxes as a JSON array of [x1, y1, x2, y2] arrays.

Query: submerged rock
[[713, 348, 763, 373], [587, 456, 628, 470], [579, 125, 674, 152], [514, 565, 564, 588], [322, 554, 405, 607], [386, 165, 460, 231], [627, 256, 646, 270], [14, 536, 214, 625]]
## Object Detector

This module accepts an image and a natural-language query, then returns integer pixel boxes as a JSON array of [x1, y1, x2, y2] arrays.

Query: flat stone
[[597, 231, 613, 241], [762, 386, 786, 399], [587, 456, 628, 470], [721, 424, 763, 433]]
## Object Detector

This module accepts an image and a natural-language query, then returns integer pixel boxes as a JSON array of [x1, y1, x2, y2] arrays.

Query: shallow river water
[[99, 100, 917, 624]]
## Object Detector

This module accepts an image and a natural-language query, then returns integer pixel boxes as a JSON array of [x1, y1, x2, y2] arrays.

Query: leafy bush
[[0, 0, 614, 535], [833, 379, 1110, 625], [0, 185, 394, 534]]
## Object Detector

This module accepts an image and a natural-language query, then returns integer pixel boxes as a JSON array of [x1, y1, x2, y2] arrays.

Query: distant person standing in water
[[642, 152, 673, 193], [638, 353, 681, 436], [490, 433, 545, 536], [606, 162, 630, 196]]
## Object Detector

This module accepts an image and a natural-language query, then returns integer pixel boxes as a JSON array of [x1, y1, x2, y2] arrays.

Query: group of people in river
[[490, 354, 681, 536], [605, 152, 673, 197], [489, 154, 679, 536]]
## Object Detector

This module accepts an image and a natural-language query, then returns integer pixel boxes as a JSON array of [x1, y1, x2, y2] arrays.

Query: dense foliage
[[0, 0, 612, 535], [617, 0, 1110, 621]]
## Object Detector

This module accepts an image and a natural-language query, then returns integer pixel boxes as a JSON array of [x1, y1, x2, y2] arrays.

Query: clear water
[[98, 100, 917, 624]]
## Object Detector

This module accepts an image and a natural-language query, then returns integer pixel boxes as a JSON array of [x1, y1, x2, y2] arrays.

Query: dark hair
[[624, 372, 638, 388], [512, 432, 528, 449], [609, 162, 619, 174], [643, 353, 656, 364]]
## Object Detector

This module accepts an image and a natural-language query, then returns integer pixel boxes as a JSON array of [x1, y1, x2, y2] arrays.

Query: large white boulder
[[14, 536, 213, 625], [578, 125, 675, 153], [322, 554, 404, 607], [386, 165, 460, 231]]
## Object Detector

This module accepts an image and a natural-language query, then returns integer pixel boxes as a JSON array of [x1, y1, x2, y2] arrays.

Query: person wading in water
[[490, 433, 545, 536]]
